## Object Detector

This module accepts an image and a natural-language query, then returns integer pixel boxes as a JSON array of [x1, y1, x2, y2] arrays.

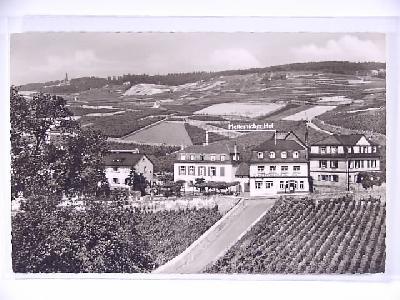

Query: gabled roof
[[235, 162, 250, 177], [312, 134, 368, 146], [253, 139, 304, 152], [104, 152, 150, 167]]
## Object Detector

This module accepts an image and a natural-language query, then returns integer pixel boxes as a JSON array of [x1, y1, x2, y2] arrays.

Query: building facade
[[104, 150, 154, 190], [173, 142, 241, 192], [248, 139, 310, 197], [309, 134, 380, 190]]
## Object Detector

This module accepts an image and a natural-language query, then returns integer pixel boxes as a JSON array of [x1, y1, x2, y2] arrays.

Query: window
[[188, 166, 195, 175], [200, 154, 205, 161], [347, 146, 352, 153], [210, 167, 216, 176], [330, 160, 338, 169], [332, 175, 339, 182], [279, 181, 285, 189], [281, 151, 287, 159], [190, 154, 195, 160], [198, 166, 205, 176], [269, 151, 275, 158], [355, 160, 361, 169], [257, 152, 264, 159], [293, 166, 300, 171], [220, 155, 226, 161], [331, 146, 338, 154], [319, 160, 328, 169], [372, 146, 377, 153], [300, 181, 304, 189], [293, 151, 299, 158], [281, 166, 288, 172], [255, 181, 263, 189], [257, 166, 265, 173], [179, 166, 186, 175], [266, 181, 273, 188], [112, 178, 119, 184], [220, 167, 225, 176], [113, 167, 119, 171], [372, 160, 377, 168], [321, 147, 326, 154], [270, 166, 276, 172], [211, 155, 216, 161], [180, 154, 186, 160]]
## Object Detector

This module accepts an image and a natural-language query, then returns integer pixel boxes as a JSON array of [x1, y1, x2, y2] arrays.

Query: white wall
[[250, 162, 308, 177], [249, 177, 309, 197]]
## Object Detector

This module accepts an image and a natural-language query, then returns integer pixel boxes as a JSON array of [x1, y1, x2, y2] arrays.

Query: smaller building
[[309, 134, 380, 190], [104, 150, 154, 190]]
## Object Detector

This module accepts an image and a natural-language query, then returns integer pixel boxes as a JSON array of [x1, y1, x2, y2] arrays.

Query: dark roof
[[179, 140, 241, 155], [336, 134, 366, 145], [103, 152, 150, 167], [235, 162, 250, 177], [312, 134, 370, 146], [253, 139, 305, 152]]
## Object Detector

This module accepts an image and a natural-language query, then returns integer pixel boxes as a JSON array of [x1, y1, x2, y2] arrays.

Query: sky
[[10, 32, 386, 85]]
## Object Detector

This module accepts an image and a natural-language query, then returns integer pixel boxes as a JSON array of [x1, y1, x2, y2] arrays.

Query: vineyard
[[207, 197, 385, 274], [136, 207, 222, 268], [81, 110, 166, 137]]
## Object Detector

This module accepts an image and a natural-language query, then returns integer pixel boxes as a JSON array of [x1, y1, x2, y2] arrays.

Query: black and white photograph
[[9, 31, 387, 275]]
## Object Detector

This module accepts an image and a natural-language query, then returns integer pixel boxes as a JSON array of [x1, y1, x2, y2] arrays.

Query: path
[[154, 197, 276, 274]]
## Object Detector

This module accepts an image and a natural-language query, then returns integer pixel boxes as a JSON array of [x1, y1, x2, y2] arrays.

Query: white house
[[104, 150, 154, 190], [249, 139, 310, 197], [309, 134, 381, 190], [174, 141, 242, 192]]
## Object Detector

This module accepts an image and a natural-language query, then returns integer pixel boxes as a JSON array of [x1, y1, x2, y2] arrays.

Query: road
[[154, 198, 276, 274]]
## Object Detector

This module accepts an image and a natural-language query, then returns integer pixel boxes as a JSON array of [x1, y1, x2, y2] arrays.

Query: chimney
[[233, 143, 238, 161]]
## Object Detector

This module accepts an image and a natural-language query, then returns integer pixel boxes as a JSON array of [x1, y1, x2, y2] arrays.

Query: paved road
[[154, 198, 276, 274]]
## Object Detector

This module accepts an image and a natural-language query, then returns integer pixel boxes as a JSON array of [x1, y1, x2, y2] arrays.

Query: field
[[136, 207, 221, 268], [282, 105, 337, 121], [80, 109, 167, 138], [318, 105, 386, 134], [207, 197, 385, 274], [194, 102, 285, 118], [122, 121, 192, 146]]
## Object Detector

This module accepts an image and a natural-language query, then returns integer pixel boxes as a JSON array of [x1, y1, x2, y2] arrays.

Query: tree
[[12, 194, 155, 273], [126, 168, 147, 196], [357, 171, 385, 190], [10, 87, 109, 198]]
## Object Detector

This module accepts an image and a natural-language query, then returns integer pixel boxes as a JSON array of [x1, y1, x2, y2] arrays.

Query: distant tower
[[65, 72, 69, 82]]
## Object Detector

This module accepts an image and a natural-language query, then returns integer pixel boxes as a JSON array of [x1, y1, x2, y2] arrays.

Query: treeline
[[19, 77, 108, 93], [19, 61, 386, 93]]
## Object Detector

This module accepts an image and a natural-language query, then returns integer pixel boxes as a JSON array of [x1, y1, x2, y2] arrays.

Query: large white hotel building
[[173, 132, 381, 197]]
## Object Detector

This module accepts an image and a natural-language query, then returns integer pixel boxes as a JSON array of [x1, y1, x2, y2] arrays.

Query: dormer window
[[257, 152, 264, 159], [281, 151, 287, 159], [211, 155, 216, 161], [200, 154, 205, 161], [180, 154, 186, 160], [320, 147, 326, 154], [190, 154, 195, 160], [220, 155, 226, 161], [292, 151, 299, 159], [269, 151, 275, 158]]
